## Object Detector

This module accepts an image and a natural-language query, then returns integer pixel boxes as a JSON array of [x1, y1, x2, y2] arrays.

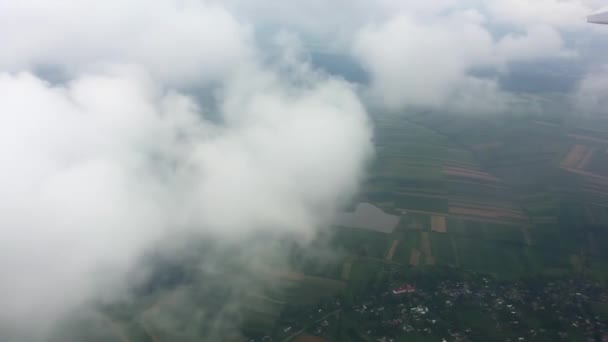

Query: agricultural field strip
[[394, 191, 447, 199], [448, 199, 526, 212], [447, 179, 510, 190], [579, 186, 608, 199], [431, 215, 447, 233], [409, 249, 421, 266], [378, 156, 474, 166], [561, 167, 608, 183], [560, 145, 590, 169], [395, 188, 447, 196], [443, 166, 501, 181], [448, 207, 528, 221], [396, 207, 531, 227], [568, 134, 608, 144], [579, 148, 596, 169], [421, 232, 435, 265]]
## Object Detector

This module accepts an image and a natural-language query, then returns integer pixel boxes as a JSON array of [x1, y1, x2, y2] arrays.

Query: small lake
[[334, 203, 400, 233]]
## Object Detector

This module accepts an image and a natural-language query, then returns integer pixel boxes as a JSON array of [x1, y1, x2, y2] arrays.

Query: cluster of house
[[349, 274, 608, 342], [250, 272, 607, 342]]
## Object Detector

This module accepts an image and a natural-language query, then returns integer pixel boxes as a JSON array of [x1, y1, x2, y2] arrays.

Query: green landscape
[[56, 112, 608, 342]]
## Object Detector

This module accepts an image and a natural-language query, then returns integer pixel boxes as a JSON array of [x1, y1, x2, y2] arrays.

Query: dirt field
[[409, 249, 421, 266], [448, 198, 528, 223], [579, 148, 595, 169], [449, 178, 508, 191], [443, 165, 500, 182], [385, 240, 399, 261], [560, 145, 590, 169], [449, 206, 527, 221], [431, 215, 447, 233]]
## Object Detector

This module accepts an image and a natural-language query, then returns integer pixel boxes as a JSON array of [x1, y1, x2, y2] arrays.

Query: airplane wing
[[588, 10, 608, 24]]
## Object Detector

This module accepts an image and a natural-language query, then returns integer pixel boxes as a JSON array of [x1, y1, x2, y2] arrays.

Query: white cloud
[[0, 61, 372, 338], [0, 1, 372, 339], [217, 0, 462, 50], [0, 0, 253, 85], [353, 14, 493, 111], [575, 65, 608, 115], [497, 25, 573, 62], [212, 0, 599, 115], [352, 9, 576, 113], [0, 70, 173, 337]]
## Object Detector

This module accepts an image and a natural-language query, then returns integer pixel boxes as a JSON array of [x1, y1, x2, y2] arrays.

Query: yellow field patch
[[431, 215, 447, 233]]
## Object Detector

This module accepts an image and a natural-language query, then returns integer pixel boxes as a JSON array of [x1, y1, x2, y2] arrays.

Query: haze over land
[[0, 0, 607, 341]]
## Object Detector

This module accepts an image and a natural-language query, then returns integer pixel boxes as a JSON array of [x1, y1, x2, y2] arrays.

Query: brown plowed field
[[443, 165, 500, 182]]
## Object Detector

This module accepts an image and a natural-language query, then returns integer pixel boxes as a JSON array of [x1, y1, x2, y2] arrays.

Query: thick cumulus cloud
[[353, 13, 492, 111], [0, 0, 372, 339], [352, 12, 570, 113], [217, 0, 461, 49], [351, 0, 605, 114], [0, 0, 252, 84], [222, 0, 605, 115]]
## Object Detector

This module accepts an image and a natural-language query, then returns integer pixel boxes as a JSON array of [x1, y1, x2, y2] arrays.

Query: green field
[[330, 226, 391, 259], [74, 113, 608, 342]]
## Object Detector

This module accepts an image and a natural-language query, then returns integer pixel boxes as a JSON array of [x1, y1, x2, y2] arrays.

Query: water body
[[334, 203, 400, 233]]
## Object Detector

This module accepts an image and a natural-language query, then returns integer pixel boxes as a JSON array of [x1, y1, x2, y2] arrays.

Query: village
[[266, 270, 608, 342]]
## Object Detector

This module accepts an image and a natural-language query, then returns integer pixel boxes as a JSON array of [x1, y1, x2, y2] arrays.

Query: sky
[[0, 0, 607, 340]]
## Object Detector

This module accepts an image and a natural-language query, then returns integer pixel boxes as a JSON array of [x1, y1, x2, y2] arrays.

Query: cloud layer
[[0, 0, 252, 84], [0, 0, 607, 339], [222, 0, 606, 114], [353, 10, 576, 113], [0, 1, 372, 339]]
